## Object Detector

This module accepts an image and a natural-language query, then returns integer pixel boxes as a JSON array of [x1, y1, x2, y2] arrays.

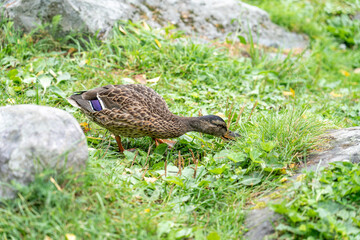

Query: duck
[[67, 84, 239, 152]]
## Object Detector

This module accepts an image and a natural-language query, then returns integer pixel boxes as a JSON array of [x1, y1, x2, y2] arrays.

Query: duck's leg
[[115, 135, 125, 153], [115, 135, 137, 152], [153, 138, 176, 148]]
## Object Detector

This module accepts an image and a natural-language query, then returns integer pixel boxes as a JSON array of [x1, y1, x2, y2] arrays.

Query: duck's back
[[108, 84, 172, 118]]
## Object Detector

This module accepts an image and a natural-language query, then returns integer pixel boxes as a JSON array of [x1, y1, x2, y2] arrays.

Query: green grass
[[0, 0, 359, 239], [270, 162, 360, 239]]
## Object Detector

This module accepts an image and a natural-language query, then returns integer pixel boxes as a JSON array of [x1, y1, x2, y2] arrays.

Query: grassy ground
[[0, 0, 359, 239]]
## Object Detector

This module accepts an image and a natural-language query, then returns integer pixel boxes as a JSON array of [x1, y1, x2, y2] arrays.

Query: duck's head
[[188, 115, 240, 140]]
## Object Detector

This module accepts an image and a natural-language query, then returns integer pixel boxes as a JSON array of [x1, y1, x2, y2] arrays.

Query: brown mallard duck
[[68, 84, 239, 152]]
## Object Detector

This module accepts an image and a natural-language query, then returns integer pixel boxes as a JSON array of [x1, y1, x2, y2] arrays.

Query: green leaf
[[275, 223, 303, 234], [190, 92, 199, 99], [239, 176, 261, 186], [123, 150, 136, 162], [351, 171, 360, 185], [198, 180, 211, 187], [56, 72, 71, 83], [49, 85, 66, 98], [181, 167, 195, 179], [38, 75, 52, 93], [237, 35, 247, 44], [156, 165, 179, 177], [23, 77, 36, 84], [7, 69, 19, 80], [175, 228, 192, 238], [157, 221, 174, 237], [249, 148, 262, 162], [227, 152, 246, 163], [260, 141, 276, 152], [288, 210, 307, 223], [263, 153, 283, 172], [213, 149, 231, 162], [299, 224, 307, 232], [270, 202, 290, 214], [7, 69, 21, 83], [207, 231, 221, 240], [165, 176, 184, 188], [13, 86, 22, 92], [208, 164, 227, 175], [352, 217, 360, 228], [153, 143, 167, 155], [25, 90, 36, 97]]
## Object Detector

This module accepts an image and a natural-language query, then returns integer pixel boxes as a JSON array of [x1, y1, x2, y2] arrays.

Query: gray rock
[[2, 0, 308, 49], [304, 127, 360, 171], [354, 12, 360, 21], [244, 207, 280, 240], [244, 127, 360, 240], [0, 104, 88, 199]]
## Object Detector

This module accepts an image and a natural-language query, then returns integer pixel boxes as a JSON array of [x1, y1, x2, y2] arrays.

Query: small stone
[[339, 43, 347, 50], [0, 105, 88, 199]]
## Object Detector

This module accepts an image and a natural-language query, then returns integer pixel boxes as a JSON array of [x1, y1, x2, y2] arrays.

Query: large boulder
[[0, 104, 88, 199], [2, 0, 308, 49]]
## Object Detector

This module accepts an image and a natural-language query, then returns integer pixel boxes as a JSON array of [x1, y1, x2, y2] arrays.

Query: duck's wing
[[111, 84, 171, 116], [68, 84, 172, 118], [67, 85, 115, 113]]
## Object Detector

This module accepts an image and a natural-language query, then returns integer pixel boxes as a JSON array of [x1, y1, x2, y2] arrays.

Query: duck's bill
[[222, 131, 240, 141]]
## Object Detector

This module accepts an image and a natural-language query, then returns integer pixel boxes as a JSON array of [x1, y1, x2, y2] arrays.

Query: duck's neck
[[175, 116, 207, 134]]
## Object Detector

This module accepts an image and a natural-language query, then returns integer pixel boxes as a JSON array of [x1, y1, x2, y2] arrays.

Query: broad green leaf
[[260, 141, 276, 152], [208, 164, 227, 175], [351, 171, 360, 185], [190, 92, 199, 99], [25, 90, 36, 97], [7, 69, 20, 82], [227, 152, 246, 163], [23, 77, 36, 84], [275, 223, 303, 234], [56, 72, 71, 83], [263, 154, 283, 172], [207, 231, 220, 240], [157, 221, 174, 237], [299, 224, 307, 232], [249, 148, 262, 162], [123, 150, 136, 162], [153, 143, 167, 155], [198, 180, 211, 187], [156, 165, 179, 177], [237, 35, 247, 44], [175, 228, 192, 238], [288, 210, 307, 223], [49, 85, 66, 98], [239, 176, 261, 186], [271, 202, 290, 214], [38, 75, 52, 93], [213, 149, 231, 162], [13, 86, 22, 92], [194, 166, 207, 179], [165, 176, 184, 188], [317, 208, 330, 219], [181, 167, 195, 179]]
